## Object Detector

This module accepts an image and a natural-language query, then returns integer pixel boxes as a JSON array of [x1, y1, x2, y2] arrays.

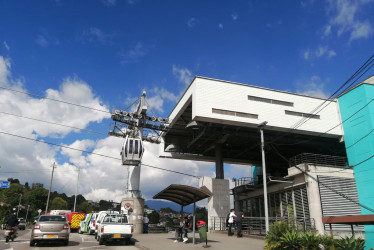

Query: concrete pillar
[[215, 143, 224, 179], [121, 197, 144, 234], [199, 177, 230, 230], [305, 167, 324, 234]]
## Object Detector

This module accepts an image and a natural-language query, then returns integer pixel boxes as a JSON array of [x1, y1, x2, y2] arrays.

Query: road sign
[[124, 203, 132, 210], [0, 181, 10, 188]]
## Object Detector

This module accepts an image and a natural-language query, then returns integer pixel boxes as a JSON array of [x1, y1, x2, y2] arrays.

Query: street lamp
[[258, 121, 269, 234], [16, 193, 23, 218]]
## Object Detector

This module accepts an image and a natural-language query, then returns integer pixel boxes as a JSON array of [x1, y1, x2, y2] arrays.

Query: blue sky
[[0, 0, 373, 204]]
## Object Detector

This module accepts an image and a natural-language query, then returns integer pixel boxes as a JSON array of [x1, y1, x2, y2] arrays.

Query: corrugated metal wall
[[318, 175, 364, 232]]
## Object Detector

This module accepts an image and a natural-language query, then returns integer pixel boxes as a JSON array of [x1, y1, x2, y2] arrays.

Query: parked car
[[30, 215, 70, 247], [88, 213, 98, 235], [95, 211, 119, 240], [78, 213, 97, 234], [18, 219, 26, 230], [97, 214, 133, 245]]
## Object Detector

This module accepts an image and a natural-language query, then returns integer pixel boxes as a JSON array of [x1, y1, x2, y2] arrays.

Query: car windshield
[[103, 215, 128, 223], [39, 216, 67, 222], [19, 220, 26, 223]]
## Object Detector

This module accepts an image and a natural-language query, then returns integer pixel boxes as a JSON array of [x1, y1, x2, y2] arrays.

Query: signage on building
[[0, 181, 10, 188]]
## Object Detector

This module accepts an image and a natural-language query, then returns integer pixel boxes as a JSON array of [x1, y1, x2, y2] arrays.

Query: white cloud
[[120, 42, 152, 63], [172, 65, 193, 86], [0, 53, 252, 206], [326, 0, 373, 41], [231, 13, 238, 20], [187, 18, 199, 28], [3, 41, 10, 51], [303, 45, 336, 60], [323, 25, 332, 37], [35, 35, 50, 48], [218, 24, 224, 30], [296, 75, 330, 98], [81, 27, 113, 45]]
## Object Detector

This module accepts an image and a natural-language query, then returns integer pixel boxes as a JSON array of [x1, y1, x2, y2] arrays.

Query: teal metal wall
[[338, 83, 374, 249]]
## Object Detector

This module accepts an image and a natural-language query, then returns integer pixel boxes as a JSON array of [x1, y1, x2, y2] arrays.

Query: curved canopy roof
[[153, 184, 212, 206]]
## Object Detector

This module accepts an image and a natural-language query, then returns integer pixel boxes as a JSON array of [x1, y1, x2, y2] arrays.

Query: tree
[[195, 207, 208, 223], [148, 211, 160, 224], [99, 200, 113, 210], [25, 182, 30, 190], [1, 183, 25, 207], [50, 197, 68, 210], [77, 201, 93, 213], [7, 178, 20, 184], [25, 187, 48, 211]]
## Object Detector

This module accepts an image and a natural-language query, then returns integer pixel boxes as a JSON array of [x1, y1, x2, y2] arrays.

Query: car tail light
[[131, 227, 134, 233], [101, 227, 104, 233], [63, 223, 69, 229], [34, 224, 40, 229], [93, 220, 95, 227]]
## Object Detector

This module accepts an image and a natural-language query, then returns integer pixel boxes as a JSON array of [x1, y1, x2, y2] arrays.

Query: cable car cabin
[[121, 136, 144, 165]]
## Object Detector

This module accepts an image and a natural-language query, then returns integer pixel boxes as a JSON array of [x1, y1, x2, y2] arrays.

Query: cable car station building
[[160, 76, 374, 245]]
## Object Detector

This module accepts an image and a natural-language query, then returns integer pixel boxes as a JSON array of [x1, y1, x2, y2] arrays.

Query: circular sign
[[38, 209, 42, 214], [124, 203, 132, 210]]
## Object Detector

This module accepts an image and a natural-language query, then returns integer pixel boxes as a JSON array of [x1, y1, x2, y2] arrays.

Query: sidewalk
[[133, 231, 265, 250]]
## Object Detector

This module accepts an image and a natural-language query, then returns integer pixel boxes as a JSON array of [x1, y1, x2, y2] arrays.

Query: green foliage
[[1, 183, 25, 206], [195, 207, 208, 223], [265, 221, 291, 249], [280, 231, 301, 250], [148, 210, 160, 224], [318, 234, 336, 249], [336, 236, 365, 250], [50, 197, 68, 210], [25, 187, 48, 211], [299, 232, 320, 250], [160, 207, 177, 213], [78, 201, 93, 213]]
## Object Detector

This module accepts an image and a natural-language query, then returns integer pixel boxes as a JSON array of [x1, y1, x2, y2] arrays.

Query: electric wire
[[269, 144, 374, 213], [0, 86, 111, 114], [275, 98, 374, 146], [0, 130, 200, 179], [0, 111, 108, 136]]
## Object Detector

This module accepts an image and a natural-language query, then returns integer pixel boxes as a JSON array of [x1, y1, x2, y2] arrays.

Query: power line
[[0, 130, 200, 179], [275, 98, 374, 146], [0, 111, 108, 136], [0, 86, 111, 114], [269, 144, 374, 213]]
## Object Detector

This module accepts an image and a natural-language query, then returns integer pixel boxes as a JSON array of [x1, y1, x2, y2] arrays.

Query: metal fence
[[289, 153, 347, 168], [210, 216, 315, 236]]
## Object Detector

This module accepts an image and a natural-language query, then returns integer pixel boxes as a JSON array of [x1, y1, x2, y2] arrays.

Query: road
[[0, 229, 138, 250]]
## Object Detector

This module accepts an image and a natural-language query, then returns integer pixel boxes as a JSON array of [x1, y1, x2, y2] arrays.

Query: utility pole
[[258, 121, 269, 234], [16, 193, 22, 217], [73, 165, 80, 212], [45, 162, 56, 214]]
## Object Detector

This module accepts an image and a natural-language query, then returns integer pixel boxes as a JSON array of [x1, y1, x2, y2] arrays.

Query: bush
[[265, 221, 292, 250], [300, 232, 320, 250], [280, 231, 301, 249], [335, 235, 365, 250]]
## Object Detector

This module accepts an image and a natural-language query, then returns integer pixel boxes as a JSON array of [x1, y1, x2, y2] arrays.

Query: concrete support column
[[215, 143, 224, 179], [199, 177, 230, 230], [121, 197, 144, 234]]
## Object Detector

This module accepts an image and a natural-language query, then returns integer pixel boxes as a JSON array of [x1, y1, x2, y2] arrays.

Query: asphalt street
[[0, 229, 138, 250]]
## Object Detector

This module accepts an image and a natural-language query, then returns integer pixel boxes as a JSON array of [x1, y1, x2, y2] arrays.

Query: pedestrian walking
[[227, 209, 236, 236], [143, 214, 149, 233]]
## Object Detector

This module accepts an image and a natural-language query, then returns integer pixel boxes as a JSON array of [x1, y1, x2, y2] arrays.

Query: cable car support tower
[[109, 91, 169, 233]]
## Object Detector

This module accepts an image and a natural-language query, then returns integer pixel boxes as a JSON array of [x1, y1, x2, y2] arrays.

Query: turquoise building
[[338, 76, 374, 249]]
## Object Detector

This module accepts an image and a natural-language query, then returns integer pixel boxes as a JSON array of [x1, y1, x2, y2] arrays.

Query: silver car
[[30, 215, 70, 246]]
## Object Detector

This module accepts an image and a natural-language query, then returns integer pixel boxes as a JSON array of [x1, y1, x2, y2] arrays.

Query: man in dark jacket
[[235, 210, 244, 238], [5, 213, 19, 235]]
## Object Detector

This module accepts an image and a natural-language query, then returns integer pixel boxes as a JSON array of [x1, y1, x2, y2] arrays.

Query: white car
[[97, 214, 133, 245], [94, 211, 119, 240]]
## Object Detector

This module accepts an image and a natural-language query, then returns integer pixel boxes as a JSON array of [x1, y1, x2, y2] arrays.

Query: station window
[[248, 95, 293, 107], [285, 110, 320, 119], [212, 108, 258, 119]]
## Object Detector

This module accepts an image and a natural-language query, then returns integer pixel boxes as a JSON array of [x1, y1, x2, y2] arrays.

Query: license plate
[[44, 234, 57, 238], [113, 234, 121, 238]]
